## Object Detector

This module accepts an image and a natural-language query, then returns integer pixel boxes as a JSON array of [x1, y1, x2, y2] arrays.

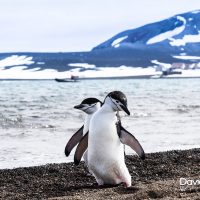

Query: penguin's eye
[[116, 100, 119, 103]]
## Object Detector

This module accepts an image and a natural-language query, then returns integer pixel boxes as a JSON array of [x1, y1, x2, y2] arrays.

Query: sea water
[[0, 79, 200, 169]]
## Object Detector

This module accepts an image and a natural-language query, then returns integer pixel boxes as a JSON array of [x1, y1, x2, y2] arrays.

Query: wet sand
[[0, 148, 199, 200]]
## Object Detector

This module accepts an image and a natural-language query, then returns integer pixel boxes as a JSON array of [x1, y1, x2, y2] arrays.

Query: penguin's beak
[[120, 104, 130, 115], [74, 104, 84, 110]]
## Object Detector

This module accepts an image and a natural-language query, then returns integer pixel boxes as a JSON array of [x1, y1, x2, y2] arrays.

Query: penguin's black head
[[81, 98, 102, 105], [74, 98, 102, 114], [106, 91, 130, 115]]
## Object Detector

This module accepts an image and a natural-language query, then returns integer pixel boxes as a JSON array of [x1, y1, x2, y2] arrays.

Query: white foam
[[147, 16, 186, 45]]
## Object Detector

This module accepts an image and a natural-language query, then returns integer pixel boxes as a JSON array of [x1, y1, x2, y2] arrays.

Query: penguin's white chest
[[88, 111, 124, 168], [89, 112, 120, 148], [83, 114, 92, 134], [87, 110, 131, 186]]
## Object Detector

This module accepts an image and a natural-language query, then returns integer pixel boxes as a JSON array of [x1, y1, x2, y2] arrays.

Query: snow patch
[[37, 62, 45, 65], [111, 36, 128, 47], [180, 53, 186, 56], [176, 16, 186, 23], [1, 63, 200, 79], [68, 63, 96, 69], [29, 67, 41, 72], [77, 66, 161, 78], [0, 66, 71, 79], [151, 60, 171, 70], [0, 55, 34, 69], [0, 65, 162, 79], [192, 10, 200, 14], [169, 32, 200, 46], [173, 55, 200, 60], [114, 44, 120, 48], [147, 16, 186, 45]]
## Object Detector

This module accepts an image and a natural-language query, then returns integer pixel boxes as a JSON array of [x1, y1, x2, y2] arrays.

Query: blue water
[[0, 79, 200, 169]]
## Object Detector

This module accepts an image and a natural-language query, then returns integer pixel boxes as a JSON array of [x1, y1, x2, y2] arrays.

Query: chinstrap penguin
[[65, 98, 102, 162], [74, 91, 145, 187]]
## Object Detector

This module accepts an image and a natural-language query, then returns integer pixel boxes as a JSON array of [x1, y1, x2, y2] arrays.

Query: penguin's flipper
[[74, 131, 88, 165], [65, 125, 84, 157], [120, 126, 145, 160]]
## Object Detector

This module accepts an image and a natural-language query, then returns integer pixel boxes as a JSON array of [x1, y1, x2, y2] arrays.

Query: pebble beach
[[0, 148, 199, 200]]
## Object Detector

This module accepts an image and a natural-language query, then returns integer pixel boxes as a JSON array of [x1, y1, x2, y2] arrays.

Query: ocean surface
[[0, 79, 200, 169]]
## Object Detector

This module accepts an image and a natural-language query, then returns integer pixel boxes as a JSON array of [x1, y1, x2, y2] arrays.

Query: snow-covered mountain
[[91, 10, 200, 68], [93, 10, 200, 57], [0, 10, 200, 79]]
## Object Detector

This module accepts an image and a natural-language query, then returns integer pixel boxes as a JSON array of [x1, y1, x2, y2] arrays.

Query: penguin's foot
[[122, 180, 132, 188], [98, 184, 119, 188]]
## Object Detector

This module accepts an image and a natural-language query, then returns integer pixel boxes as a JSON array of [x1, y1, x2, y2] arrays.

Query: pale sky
[[0, 0, 199, 52]]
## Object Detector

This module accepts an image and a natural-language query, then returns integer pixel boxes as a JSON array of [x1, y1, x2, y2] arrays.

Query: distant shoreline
[[1, 76, 200, 81], [1, 148, 199, 199]]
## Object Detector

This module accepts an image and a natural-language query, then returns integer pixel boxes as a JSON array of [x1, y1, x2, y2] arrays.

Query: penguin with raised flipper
[[64, 98, 102, 165], [74, 91, 145, 187]]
